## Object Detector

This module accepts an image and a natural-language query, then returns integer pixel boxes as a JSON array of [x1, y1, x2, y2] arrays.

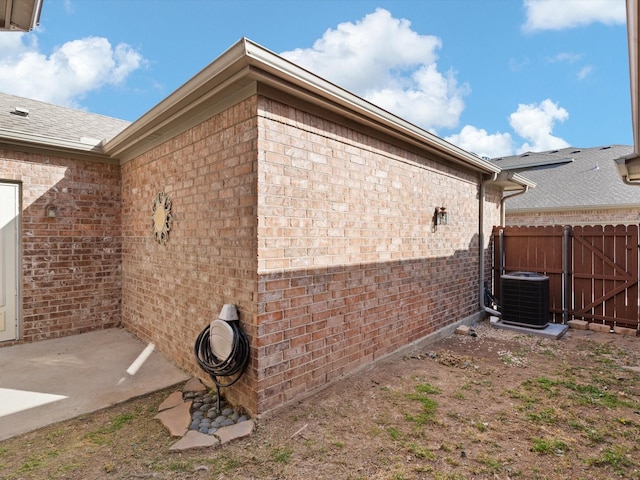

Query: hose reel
[[194, 304, 249, 414]]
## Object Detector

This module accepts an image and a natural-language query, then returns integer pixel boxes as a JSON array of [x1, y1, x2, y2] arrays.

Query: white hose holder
[[209, 304, 238, 362]]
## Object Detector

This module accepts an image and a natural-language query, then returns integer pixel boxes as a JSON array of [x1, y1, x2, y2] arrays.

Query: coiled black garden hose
[[194, 321, 250, 414]]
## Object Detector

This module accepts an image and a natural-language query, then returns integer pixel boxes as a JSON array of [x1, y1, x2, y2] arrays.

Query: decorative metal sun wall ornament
[[151, 192, 172, 244]]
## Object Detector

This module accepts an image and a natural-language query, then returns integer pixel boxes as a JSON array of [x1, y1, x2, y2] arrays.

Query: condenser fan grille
[[500, 272, 549, 329]]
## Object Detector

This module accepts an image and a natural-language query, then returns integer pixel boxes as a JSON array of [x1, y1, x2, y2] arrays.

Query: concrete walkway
[[0, 328, 189, 441]]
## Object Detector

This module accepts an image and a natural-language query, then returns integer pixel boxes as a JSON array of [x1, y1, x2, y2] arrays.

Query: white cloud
[[278, 8, 573, 159], [509, 99, 570, 153], [278, 8, 574, 159], [508, 56, 530, 72], [547, 52, 583, 63], [444, 100, 571, 158], [281, 8, 469, 130], [546, 52, 593, 81], [0, 31, 37, 56], [0, 32, 144, 108], [577, 65, 594, 80], [366, 66, 468, 130], [445, 126, 514, 159], [523, 0, 626, 33]]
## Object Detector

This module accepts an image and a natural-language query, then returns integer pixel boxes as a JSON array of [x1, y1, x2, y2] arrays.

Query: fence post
[[562, 225, 571, 324], [499, 228, 505, 277]]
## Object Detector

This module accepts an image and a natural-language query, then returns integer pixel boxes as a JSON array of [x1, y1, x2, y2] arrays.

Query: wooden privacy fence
[[491, 225, 639, 330]]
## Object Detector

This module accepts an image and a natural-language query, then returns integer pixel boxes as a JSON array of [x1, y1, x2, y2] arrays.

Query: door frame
[[0, 181, 21, 342]]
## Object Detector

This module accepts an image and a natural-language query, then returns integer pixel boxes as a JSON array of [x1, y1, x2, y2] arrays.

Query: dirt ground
[[2, 319, 640, 480]]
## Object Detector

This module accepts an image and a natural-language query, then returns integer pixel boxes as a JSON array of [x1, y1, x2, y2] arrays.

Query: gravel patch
[[183, 391, 249, 435]]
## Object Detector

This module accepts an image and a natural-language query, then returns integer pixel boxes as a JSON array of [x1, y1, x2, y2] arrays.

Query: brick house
[[0, 97, 127, 344], [492, 145, 640, 227], [0, 38, 529, 414]]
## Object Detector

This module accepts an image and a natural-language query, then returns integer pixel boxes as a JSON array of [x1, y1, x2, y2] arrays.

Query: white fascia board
[[0, 128, 109, 157], [105, 38, 501, 176], [508, 172, 536, 189], [507, 203, 640, 213], [627, 0, 639, 155], [615, 1, 640, 185], [103, 39, 251, 158], [2, 0, 42, 31], [487, 171, 536, 191], [243, 39, 500, 175]]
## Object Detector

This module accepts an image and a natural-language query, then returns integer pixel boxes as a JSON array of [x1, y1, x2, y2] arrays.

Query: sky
[[0, 0, 631, 158]]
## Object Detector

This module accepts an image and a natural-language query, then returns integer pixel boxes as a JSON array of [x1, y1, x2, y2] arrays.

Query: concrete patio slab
[[0, 328, 189, 441], [490, 317, 569, 339]]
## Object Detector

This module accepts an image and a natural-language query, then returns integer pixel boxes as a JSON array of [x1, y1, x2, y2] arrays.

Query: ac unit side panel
[[500, 274, 550, 329]]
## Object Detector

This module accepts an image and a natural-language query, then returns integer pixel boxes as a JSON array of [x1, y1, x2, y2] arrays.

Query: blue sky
[[0, 0, 631, 158]]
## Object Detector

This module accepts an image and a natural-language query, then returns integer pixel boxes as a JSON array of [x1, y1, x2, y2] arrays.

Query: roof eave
[[620, 0, 640, 185], [507, 203, 640, 213], [627, 0, 640, 155], [615, 152, 640, 184], [242, 40, 500, 175], [487, 171, 536, 192], [0, 129, 114, 161], [1, 0, 42, 32], [104, 38, 500, 175]]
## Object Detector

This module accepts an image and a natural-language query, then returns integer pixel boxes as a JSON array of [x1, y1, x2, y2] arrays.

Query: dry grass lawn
[[1, 320, 640, 479]]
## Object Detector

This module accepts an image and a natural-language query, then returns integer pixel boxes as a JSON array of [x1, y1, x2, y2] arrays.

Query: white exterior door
[[0, 183, 19, 342]]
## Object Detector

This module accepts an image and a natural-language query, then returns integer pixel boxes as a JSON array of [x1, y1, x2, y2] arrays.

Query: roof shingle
[[492, 146, 640, 210], [0, 92, 130, 148]]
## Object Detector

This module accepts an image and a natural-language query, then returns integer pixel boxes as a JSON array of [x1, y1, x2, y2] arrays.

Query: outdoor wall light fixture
[[45, 204, 57, 218], [432, 206, 448, 231]]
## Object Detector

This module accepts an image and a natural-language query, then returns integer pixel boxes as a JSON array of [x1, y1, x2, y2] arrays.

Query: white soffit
[[616, 0, 640, 184], [0, 0, 42, 32]]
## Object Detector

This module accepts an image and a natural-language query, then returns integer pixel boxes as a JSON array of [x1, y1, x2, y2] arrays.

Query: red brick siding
[[120, 97, 260, 412], [254, 97, 495, 411], [506, 208, 640, 227], [0, 149, 121, 343], [484, 187, 502, 291], [2, 90, 502, 416]]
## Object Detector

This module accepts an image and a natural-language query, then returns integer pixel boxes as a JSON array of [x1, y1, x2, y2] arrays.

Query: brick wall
[[120, 97, 260, 411], [506, 208, 640, 227], [254, 97, 497, 411], [1, 91, 502, 416], [0, 148, 122, 343], [119, 93, 501, 415]]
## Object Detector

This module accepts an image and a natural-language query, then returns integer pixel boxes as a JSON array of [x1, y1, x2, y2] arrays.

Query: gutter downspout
[[479, 173, 501, 317], [621, 176, 640, 185], [500, 185, 529, 226], [479, 175, 529, 317], [615, 153, 640, 185]]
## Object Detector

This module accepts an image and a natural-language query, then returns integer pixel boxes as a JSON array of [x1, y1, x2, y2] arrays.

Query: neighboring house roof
[[0, 91, 130, 157], [491, 145, 640, 211]]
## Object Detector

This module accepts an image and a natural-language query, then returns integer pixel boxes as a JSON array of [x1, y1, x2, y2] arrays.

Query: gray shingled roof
[[0, 92, 130, 149], [491, 145, 640, 210]]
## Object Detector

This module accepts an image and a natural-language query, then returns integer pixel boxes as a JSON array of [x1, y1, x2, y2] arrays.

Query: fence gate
[[492, 225, 639, 329]]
